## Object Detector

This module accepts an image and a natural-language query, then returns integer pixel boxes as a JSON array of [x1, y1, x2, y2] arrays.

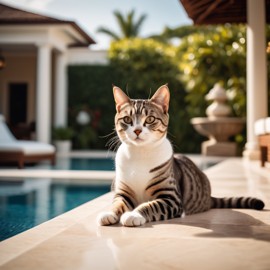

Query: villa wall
[[0, 48, 108, 124], [0, 51, 37, 124], [67, 48, 108, 65]]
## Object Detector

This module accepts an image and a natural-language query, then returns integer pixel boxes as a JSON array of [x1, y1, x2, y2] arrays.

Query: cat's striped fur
[[97, 85, 264, 227]]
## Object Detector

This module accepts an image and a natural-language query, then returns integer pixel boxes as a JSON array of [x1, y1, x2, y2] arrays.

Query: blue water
[[53, 157, 115, 171], [0, 157, 115, 171], [0, 179, 111, 241]]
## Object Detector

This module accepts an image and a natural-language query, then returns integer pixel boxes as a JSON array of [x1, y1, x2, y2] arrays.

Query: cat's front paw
[[97, 211, 119, 226], [120, 211, 146, 227]]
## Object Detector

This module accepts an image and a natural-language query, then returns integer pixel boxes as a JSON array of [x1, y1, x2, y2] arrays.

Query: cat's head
[[113, 85, 170, 147]]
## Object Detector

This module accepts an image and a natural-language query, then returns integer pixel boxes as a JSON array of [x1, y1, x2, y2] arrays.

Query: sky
[[1, 0, 192, 49]]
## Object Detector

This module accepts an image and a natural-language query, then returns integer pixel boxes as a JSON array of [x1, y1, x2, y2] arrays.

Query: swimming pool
[[0, 156, 115, 171], [53, 157, 115, 171], [0, 155, 221, 241], [0, 178, 111, 241]]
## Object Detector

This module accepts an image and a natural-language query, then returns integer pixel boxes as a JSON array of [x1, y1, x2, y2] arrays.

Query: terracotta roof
[[0, 3, 95, 46], [180, 0, 270, 24]]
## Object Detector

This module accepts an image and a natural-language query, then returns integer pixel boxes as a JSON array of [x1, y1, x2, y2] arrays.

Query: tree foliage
[[109, 38, 203, 152], [97, 10, 147, 40], [68, 24, 270, 153], [176, 24, 247, 118]]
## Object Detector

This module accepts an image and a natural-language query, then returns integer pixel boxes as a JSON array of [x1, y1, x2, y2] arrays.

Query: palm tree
[[97, 10, 147, 40]]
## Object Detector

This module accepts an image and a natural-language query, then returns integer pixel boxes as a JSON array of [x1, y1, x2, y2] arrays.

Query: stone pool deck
[[0, 158, 270, 270]]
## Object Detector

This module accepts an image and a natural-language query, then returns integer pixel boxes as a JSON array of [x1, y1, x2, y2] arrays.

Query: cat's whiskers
[[106, 135, 121, 152], [103, 129, 121, 153], [100, 130, 116, 139]]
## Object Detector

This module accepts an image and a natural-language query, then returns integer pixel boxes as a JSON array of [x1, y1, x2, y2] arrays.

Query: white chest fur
[[115, 138, 173, 203]]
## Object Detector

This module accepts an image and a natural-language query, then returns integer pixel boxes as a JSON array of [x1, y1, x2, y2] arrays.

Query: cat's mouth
[[126, 134, 147, 145], [133, 136, 144, 144]]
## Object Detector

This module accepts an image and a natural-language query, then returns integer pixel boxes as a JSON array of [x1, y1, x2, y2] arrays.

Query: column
[[36, 44, 52, 143], [54, 52, 67, 127], [243, 0, 268, 159]]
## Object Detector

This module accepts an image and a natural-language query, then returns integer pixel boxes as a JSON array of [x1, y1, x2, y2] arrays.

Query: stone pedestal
[[202, 140, 237, 157], [191, 117, 245, 157], [191, 85, 246, 157]]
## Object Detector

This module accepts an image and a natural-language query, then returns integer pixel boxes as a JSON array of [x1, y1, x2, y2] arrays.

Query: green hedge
[[68, 65, 123, 149], [67, 63, 202, 152]]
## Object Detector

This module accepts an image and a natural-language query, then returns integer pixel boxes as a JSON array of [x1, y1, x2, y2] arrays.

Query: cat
[[97, 84, 265, 227]]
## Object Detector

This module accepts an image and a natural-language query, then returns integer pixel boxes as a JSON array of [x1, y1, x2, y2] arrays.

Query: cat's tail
[[211, 196, 264, 210]]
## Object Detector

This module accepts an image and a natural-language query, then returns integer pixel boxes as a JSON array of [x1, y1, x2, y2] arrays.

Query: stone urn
[[205, 84, 232, 118], [191, 84, 245, 156]]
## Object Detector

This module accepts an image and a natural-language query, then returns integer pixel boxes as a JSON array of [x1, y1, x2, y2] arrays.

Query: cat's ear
[[113, 86, 130, 113], [150, 84, 170, 113]]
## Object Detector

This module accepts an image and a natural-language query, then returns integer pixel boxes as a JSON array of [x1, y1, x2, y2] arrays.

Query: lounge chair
[[255, 117, 270, 167], [0, 114, 56, 168]]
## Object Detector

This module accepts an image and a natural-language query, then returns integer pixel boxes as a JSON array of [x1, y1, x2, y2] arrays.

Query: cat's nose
[[134, 129, 142, 136]]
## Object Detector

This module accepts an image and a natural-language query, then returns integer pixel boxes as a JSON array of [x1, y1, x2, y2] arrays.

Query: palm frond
[[97, 26, 120, 40], [133, 14, 147, 36], [114, 10, 128, 38], [98, 9, 147, 40]]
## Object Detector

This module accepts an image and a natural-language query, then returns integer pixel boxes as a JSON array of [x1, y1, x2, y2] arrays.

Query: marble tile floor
[[0, 158, 270, 270]]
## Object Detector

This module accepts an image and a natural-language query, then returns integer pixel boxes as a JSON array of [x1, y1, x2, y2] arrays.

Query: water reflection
[[0, 179, 110, 240]]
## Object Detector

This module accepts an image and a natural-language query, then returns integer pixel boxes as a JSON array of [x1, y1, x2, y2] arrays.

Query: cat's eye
[[145, 116, 156, 124], [123, 116, 132, 124]]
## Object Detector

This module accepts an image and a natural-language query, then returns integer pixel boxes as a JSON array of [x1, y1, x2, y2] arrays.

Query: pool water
[[0, 179, 111, 241], [53, 157, 115, 171], [0, 157, 115, 171]]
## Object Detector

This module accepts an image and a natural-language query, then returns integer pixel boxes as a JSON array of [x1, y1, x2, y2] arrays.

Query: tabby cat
[[97, 85, 264, 227]]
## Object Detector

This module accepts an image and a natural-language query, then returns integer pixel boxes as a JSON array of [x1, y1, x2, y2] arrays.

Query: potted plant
[[52, 126, 74, 153]]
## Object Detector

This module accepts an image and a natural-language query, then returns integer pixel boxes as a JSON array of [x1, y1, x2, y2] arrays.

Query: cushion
[[255, 117, 270, 135], [0, 141, 55, 155]]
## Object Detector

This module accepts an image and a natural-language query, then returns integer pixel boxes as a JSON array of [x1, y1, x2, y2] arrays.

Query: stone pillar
[[243, 0, 268, 159], [54, 52, 67, 127], [36, 44, 52, 143]]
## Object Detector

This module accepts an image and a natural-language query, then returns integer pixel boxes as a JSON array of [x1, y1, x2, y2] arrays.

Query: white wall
[[67, 48, 108, 65]]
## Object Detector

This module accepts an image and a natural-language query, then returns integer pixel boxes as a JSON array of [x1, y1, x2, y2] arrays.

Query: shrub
[[109, 38, 202, 152], [68, 65, 122, 149], [52, 127, 74, 140]]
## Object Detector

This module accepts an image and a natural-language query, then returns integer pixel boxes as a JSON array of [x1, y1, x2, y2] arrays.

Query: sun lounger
[[255, 117, 270, 167], [0, 115, 56, 168]]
